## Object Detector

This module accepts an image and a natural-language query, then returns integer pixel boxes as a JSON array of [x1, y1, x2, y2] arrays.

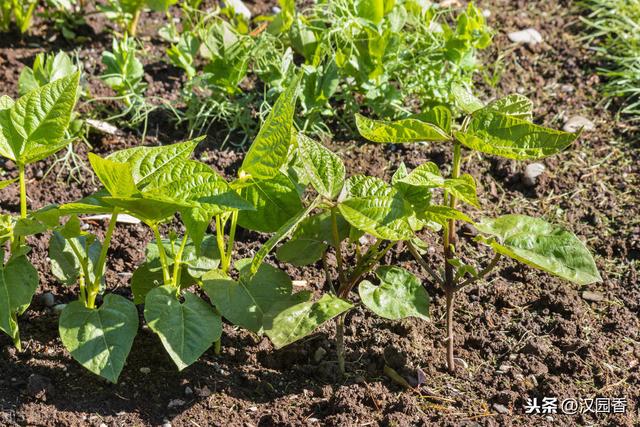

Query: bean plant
[[0, 0, 37, 33], [0, 72, 80, 349], [99, 0, 176, 36], [355, 86, 602, 371]]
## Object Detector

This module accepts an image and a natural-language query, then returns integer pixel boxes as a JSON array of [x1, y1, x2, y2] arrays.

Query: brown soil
[[0, 0, 638, 426]]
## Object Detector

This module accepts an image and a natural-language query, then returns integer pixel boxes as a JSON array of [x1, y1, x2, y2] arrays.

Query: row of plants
[[580, 0, 640, 118], [0, 71, 601, 382], [1, 0, 494, 146]]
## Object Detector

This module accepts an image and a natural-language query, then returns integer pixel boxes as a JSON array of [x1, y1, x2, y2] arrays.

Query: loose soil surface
[[0, 0, 638, 426]]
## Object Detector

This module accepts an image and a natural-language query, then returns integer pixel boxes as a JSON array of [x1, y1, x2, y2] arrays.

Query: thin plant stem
[[87, 208, 120, 309], [222, 210, 238, 273], [128, 8, 141, 37], [331, 208, 346, 287], [18, 164, 27, 219], [407, 241, 444, 286], [336, 313, 346, 375], [456, 253, 501, 291], [151, 224, 171, 286], [215, 215, 227, 271], [171, 234, 189, 290]]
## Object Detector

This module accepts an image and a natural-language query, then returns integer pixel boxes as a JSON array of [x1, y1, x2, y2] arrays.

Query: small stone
[[40, 292, 55, 307], [582, 290, 604, 302], [99, 423, 108, 427], [52, 304, 66, 315], [139, 367, 151, 374], [35, 169, 44, 179], [497, 363, 511, 373], [313, 347, 327, 363], [247, 406, 258, 412], [508, 28, 543, 45], [563, 115, 595, 133], [493, 403, 509, 414], [184, 386, 193, 396], [523, 163, 545, 187], [560, 84, 575, 93], [167, 399, 185, 409], [454, 357, 468, 370], [162, 423, 172, 427]]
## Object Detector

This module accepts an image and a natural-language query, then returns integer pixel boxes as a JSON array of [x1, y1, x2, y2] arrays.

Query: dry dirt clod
[[26, 374, 54, 401], [563, 115, 595, 133], [139, 367, 151, 374], [167, 399, 185, 409], [581, 290, 604, 302], [507, 28, 543, 45], [313, 347, 327, 363], [492, 403, 510, 414]]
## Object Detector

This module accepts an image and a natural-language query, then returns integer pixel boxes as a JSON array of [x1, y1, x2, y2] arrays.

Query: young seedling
[[99, 0, 176, 36], [19, 51, 89, 182], [53, 137, 252, 381], [0, 0, 37, 34], [200, 75, 429, 376], [356, 86, 602, 372], [0, 72, 80, 349]]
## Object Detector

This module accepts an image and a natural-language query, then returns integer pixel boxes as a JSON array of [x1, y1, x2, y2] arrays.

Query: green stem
[[18, 163, 27, 219], [336, 313, 346, 376], [331, 208, 346, 287], [214, 339, 221, 355], [171, 234, 189, 289], [68, 239, 91, 305], [128, 8, 141, 37], [222, 211, 238, 274], [87, 208, 120, 309], [152, 225, 171, 286]]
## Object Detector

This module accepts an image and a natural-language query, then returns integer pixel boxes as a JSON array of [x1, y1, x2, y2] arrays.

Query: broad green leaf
[[0, 254, 39, 347], [0, 72, 80, 164], [296, 134, 345, 199], [59, 294, 139, 383], [355, 113, 449, 143], [236, 173, 303, 233], [106, 138, 203, 189], [100, 194, 185, 224], [249, 197, 320, 276], [0, 95, 13, 110], [240, 75, 301, 180], [264, 294, 353, 349], [144, 286, 222, 370], [338, 176, 413, 241], [420, 205, 472, 227], [202, 260, 292, 334], [49, 232, 101, 286], [444, 174, 479, 207], [359, 266, 429, 320], [58, 190, 113, 215], [396, 162, 444, 188], [145, 235, 220, 278], [88, 153, 138, 198], [476, 215, 601, 286], [486, 94, 533, 120], [411, 106, 452, 134], [276, 212, 350, 266], [451, 83, 484, 114], [131, 262, 164, 304], [455, 110, 579, 160]]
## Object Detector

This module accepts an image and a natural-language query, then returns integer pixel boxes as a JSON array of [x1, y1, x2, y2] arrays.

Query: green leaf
[[100, 194, 185, 224], [145, 235, 220, 279], [0, 95, 13, 110], [475, 215, 601, 286], [131, 262, 165, 304], [411, 106, 452, 134], [0, 72, 80, 164], [444, 174, 479, 207], [338, 176, 413, 241], [59, 294, 139, 383], [451, 83, 484, 114], [201, 260, 292, 334], [144, 286, 222, 370], [240, 75, 301, 180], [49, 232, 101, 286], [296, 134, 345, 199], [0, 254, 39, 347], [396, 162, 444, 188], [455, 110, 579, 160], [355, 113, 449, 143], [88, 153, 138, 198], [249, 197, 320, 276], [236, 173, 303, 233], [486, 94, 533, 120], [264, 294, 353, 349], [276, 212, 350, 266], [359, 266, 429, 320], [420, 205, 472, 227], [106, 138, 203, 190]]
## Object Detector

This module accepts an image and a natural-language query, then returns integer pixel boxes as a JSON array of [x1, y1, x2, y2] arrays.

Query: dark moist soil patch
[[1, 0, 639, 426]]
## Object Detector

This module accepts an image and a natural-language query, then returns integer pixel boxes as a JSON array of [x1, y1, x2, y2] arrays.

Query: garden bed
[[0, 0, 638, 426]]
